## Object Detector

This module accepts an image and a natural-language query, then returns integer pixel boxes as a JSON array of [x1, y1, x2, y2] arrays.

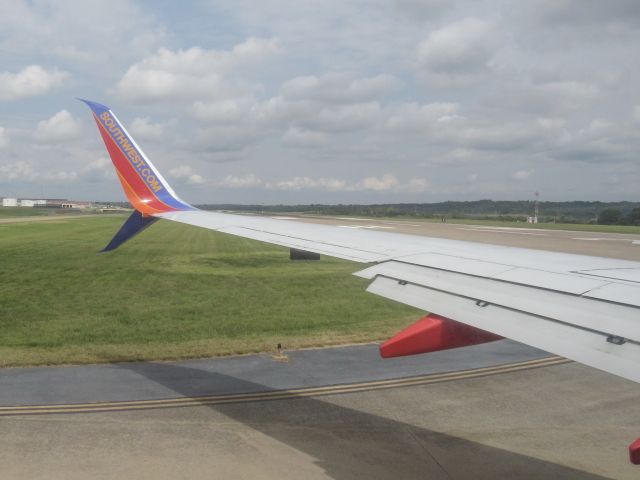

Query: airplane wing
[[80, 99, 640, 387]]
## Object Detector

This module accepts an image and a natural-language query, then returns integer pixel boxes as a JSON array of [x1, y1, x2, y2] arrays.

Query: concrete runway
[[2, 216, 639, 479]]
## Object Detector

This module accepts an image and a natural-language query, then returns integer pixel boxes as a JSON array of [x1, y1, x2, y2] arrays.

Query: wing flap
[[391, 252, 514, 277], [491, 268, 606, 294], [583, 283, 640, 307], [366, 275, 640, 383], [356, 261, 640, 342]]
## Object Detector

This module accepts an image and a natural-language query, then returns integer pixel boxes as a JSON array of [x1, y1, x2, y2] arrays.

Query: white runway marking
[[457, 227, 547, 236], [382, 222, 423, 227], [465, 225, 546, 232], [572, 237, 639, 243], [338, 225, 394, 230]]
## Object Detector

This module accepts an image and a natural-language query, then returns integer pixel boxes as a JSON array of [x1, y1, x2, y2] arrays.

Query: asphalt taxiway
[[2, 216, 639, 479], [2, 342, 639, 479], [0, 341, 640, 480]]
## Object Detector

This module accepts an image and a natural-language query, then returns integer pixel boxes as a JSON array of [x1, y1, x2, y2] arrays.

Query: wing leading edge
[[81, 100, 640, 386]]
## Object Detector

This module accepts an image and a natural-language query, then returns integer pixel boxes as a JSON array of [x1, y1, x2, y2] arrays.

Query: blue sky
[[0, 0, 639, 203]]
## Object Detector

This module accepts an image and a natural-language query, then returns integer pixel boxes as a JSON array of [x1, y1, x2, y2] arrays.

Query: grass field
[[0, 215, 421, 366], [0, 207, 51, 218]]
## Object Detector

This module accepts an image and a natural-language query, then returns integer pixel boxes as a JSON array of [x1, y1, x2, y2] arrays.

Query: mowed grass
[[0, 207, 50, 218], [0, 216, 420, 366]]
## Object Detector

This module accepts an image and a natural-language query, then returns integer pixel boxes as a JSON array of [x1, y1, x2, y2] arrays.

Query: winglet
[[77, 98, 110, 114], [79, 99, 194, 216], [101, 210, 158, 252], [80, 99, 196, 251]]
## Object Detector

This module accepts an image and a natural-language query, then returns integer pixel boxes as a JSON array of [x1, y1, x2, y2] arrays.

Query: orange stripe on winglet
[[116, 171, 163, 216]]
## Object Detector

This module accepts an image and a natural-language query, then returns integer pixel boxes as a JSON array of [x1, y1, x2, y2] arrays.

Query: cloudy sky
[[0, 0, 639, 204]]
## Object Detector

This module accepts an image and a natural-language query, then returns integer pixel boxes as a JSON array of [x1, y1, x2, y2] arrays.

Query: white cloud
[[169, 164, 206, 185], [359, 174, 400, 191], [0, 1, 166, 67], [0, 160, 77, 182], [79, 157, 115, 183], [271, 176, 348, 192], [448, 123, 542, 151], [304, 102, 382, 132], [269, 174, 430, 193], [395, 0, 450, 20], [232, 37, 280, 57], [129, 117, 166, 141], [0, 127, 9, 149], [47, 171, 78, 181], [191, 125, 258, 153], [34, 110, 82, 143], [218, 174, 263, 188], [281, 73, 398, 104], [0, 65, 68, 101], [387, 102, 461, 131], [405, 177, 431, 192], [512, 170, 533, 181], [416, 18, 499, 85], [187, 174, 205, 185], [0, 161, 36, 181], [114, 38, 280, 103], [169, 165, 193, 178], [1, 1, 639, 202], [281, 127, 328, 147], [522, 0, 640, 28], [191, 98, 256, 124]]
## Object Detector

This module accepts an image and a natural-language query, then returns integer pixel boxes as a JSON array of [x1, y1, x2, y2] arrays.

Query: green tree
[[598, 208, 623, 225], [627, 208, 640, 225]]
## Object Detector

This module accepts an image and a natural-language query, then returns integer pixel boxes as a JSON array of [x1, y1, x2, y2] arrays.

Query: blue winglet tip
[[77, 98, 110, 114], [100, 210, 158, 253]]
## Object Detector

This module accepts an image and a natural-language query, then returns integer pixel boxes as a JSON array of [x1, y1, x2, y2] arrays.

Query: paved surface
[[2, 215, 639, 478], [1, 354, 638, 479], [0, 341, 546, 406]]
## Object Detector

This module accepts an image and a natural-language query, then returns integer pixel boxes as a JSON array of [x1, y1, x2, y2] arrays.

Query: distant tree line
[[196, 200, 640, 226], [597, 208, 640, 225]]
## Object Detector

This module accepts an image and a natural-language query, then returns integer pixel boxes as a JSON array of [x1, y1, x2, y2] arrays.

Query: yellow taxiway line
[[0, 356, 569, 416]]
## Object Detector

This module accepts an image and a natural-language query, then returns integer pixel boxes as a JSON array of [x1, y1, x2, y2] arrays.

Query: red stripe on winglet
[[93, 116, 175, 213]]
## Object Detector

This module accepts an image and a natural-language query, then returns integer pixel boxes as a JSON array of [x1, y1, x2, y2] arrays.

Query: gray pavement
[[1, 358, 638, 479], [0, 340, 546, 406]]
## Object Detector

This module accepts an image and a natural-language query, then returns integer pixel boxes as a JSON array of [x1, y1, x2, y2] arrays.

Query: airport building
[[1, 197, 91, 208]]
